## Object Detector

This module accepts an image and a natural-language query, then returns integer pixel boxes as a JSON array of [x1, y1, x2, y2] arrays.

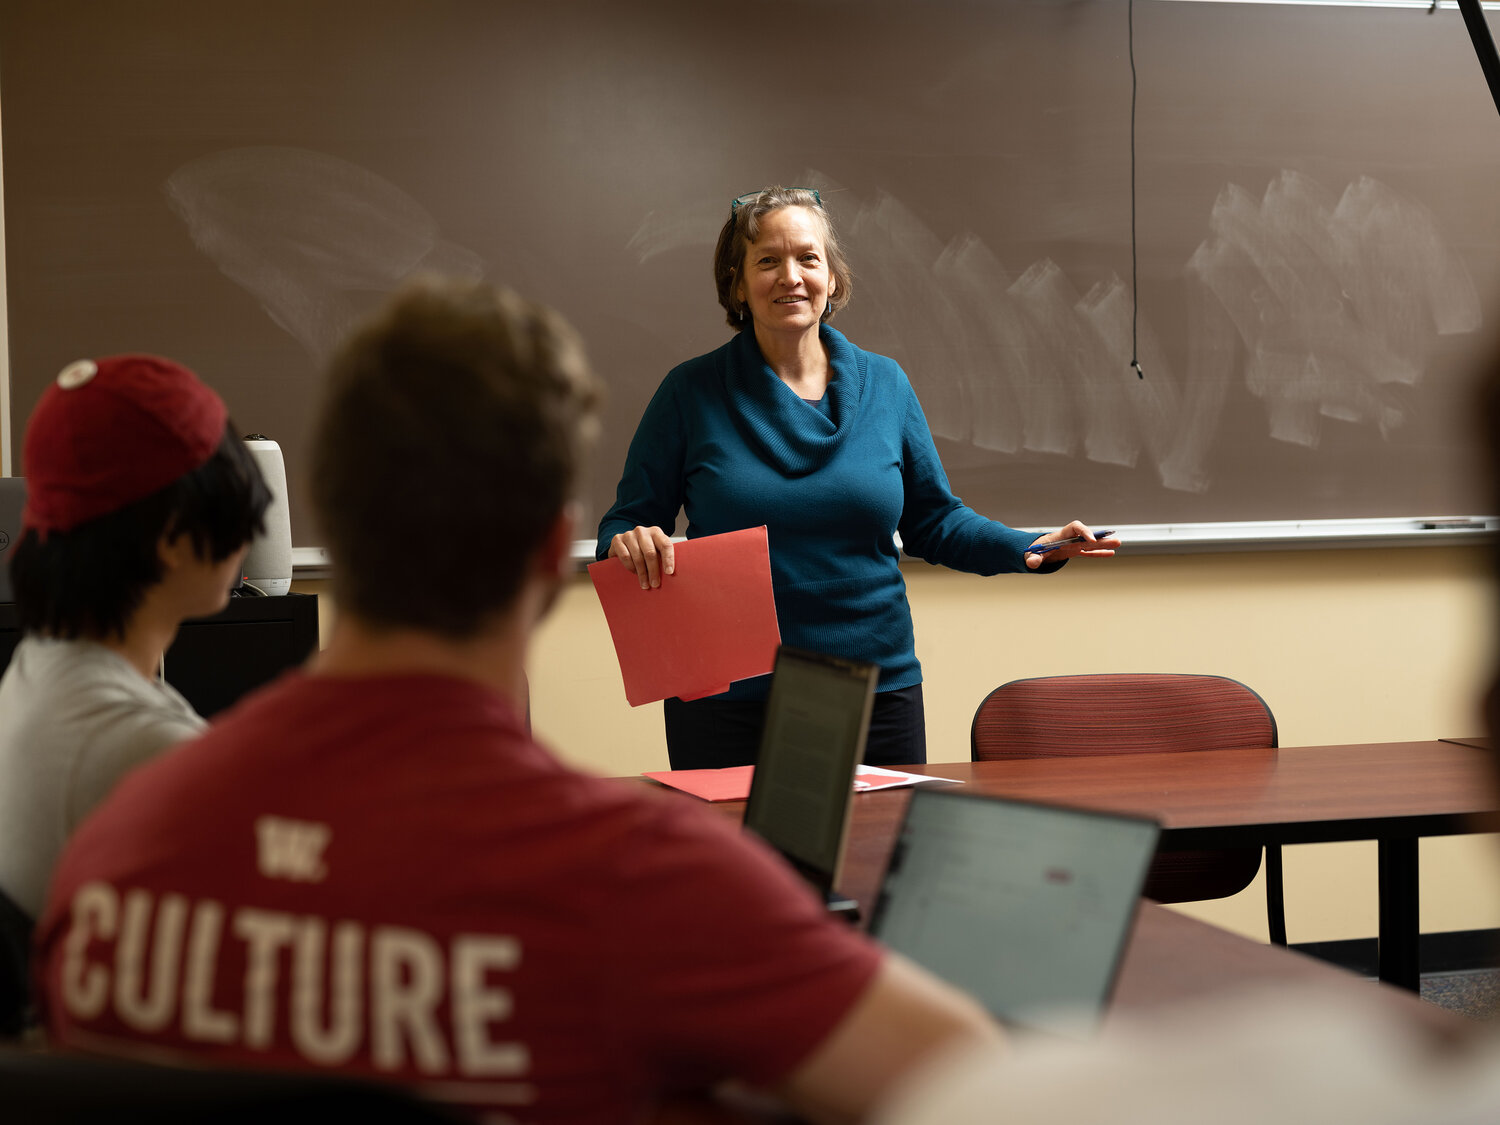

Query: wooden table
[[832, 741, 1498, 991], [646, 897, 1460, 1125], [651, 750, 1484, 1122], [1109, 902, 1453, 1031]]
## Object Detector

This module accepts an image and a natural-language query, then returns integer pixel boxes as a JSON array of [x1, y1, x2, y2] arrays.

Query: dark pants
[[664, 684, 927, 770]]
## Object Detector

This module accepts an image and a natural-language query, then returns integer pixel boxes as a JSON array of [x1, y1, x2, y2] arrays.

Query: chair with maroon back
[[970, 673, 1287, 945]]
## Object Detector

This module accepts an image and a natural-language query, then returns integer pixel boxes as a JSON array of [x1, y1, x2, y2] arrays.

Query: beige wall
[[299, 542, 1500, 947]]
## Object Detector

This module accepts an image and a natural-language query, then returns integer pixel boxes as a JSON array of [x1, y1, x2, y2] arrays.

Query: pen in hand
[[1025, 530, 1116, 555]]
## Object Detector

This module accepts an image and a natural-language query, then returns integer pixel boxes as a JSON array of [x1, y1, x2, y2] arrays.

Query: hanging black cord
[[1457, 0, 1500, 119], [1129, 0, 1143, 378]]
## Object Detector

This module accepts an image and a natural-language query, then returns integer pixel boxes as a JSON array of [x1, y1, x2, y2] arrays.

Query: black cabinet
[[0, 593, 318, 718]]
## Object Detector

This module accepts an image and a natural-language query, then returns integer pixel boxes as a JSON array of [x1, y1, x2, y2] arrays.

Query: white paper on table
[[853, 766, 963, 793]]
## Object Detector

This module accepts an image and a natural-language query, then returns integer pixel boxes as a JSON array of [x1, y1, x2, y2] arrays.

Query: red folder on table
[[588, 526, 781, 707], [641, 765, 958, 802]]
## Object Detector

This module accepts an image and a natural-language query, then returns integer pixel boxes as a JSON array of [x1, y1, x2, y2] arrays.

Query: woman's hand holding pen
[[610, 525, 676, 589], [1023, 521, 1120, 570]]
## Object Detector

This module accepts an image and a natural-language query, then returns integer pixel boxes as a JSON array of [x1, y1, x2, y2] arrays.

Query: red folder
[[641, 765, 959, 802], [588, 526, 781, 707], [642, 766, 756, 801]]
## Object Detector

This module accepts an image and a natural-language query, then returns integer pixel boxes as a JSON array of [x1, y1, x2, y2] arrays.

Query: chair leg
[[1265, 844, 1288, 946]]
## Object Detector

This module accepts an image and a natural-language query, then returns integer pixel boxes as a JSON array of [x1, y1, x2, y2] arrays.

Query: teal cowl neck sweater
[[598, 325, 1047, 700]]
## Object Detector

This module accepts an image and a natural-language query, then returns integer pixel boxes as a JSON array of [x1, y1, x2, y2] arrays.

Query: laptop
[[868, 787, 1160, 1036], [742, 646, 878, 919], [0, 478, 26, 603]]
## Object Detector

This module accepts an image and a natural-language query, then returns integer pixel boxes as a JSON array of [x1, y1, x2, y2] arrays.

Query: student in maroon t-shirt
[[35, 277, 999, 1124]]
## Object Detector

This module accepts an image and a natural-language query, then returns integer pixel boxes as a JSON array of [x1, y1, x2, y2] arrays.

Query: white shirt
[[0, 635, 204, 916]]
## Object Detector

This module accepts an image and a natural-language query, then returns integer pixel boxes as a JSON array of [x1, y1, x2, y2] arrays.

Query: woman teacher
[[598, 186, 1117, 769]]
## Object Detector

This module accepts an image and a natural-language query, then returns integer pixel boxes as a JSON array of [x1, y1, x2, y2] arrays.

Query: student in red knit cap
[[0, 355, 269, 921]]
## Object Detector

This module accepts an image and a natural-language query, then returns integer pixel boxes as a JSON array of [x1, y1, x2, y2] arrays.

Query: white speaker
[[242, 436, 293, 596]]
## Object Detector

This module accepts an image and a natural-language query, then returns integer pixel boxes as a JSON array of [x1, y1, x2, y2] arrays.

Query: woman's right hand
[[610, 526, 676, 589]]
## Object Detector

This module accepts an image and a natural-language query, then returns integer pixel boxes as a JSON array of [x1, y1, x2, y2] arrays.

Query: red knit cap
[[22, 354, 229, 535]]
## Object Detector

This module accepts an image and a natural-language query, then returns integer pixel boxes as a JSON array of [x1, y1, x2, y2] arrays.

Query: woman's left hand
[[1024, 521, 1121, 570]]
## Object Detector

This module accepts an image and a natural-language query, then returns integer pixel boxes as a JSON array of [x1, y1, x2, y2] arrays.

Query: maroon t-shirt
[[36, 671, 883, 1123]]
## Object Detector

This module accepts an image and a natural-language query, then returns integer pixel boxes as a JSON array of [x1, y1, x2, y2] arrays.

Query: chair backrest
[[0, 886, 33, 1039], [971, 673, 1278, 761]]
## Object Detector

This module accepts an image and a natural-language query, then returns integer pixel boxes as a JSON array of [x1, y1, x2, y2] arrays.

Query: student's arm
[[615, 800, 1000, 1123], [771, 952, 1004, 1125]]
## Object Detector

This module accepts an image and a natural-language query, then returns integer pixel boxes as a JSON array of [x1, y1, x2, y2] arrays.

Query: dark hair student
[[0, 353, 269, 921], [13, 424, 267, 641]]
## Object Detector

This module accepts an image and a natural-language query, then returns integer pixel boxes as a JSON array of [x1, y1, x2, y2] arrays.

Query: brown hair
[[312, 276, 602, 638], [712, 186, 853, 331]]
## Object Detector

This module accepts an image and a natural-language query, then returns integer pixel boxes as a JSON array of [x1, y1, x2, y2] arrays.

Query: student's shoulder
[[584, 779, 851, 916], [555, 775, 768, 877], [5, 637, 200, 737], [560, 772, 743, 842], [10, 635, 133, 689]]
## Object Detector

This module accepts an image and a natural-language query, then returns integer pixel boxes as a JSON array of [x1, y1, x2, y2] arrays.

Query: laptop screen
[[868, 787, 1159, 1035], [742, 646, 878, 893]]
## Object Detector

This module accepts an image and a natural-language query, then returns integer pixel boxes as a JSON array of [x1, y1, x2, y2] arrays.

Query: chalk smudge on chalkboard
[[933, 235, 1024, 455], [1164, 285, 1238, 498], [841, 191, 1204, 489], [1076, 278, 1206, 492], [165, 147, 485, 364], [625, 173, 1472, 497], [1005, 260, 1092, 458], [624, 185, 1196, 485], [629, 201, 732, 263], [847, 193, 976, 447], [1190, 170, 1480, 449]]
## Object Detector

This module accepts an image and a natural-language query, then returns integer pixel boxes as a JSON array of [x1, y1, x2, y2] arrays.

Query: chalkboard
[[5, 0, 1500, 547]]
